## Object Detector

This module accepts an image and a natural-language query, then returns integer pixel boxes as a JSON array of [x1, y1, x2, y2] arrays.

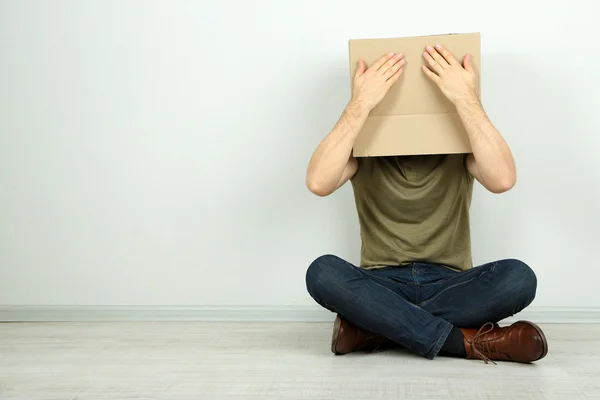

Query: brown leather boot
[[331, 314, 393, 355], [461, 321, 548, 364]]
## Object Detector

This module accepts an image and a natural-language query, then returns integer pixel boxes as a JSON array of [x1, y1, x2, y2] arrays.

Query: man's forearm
[[306, 100, 369, 193], [455, 96, 516, 190]]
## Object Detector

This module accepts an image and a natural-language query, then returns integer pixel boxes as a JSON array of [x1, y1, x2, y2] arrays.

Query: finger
[[355, 59, 366, 77], [382, 58, 405, 79], [422, 65, 441, 85], [426, 45, 449, 69], [434, 44, 458, 65], [370, 52, 396, 71], [386, 66, 404, 85], [463, 54, 474, 73], [423, 51, 444, 75], [378, 53, 404, 74]]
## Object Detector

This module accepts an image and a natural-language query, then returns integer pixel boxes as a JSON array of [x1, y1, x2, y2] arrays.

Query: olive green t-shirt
[[350, 154, 474, 271]]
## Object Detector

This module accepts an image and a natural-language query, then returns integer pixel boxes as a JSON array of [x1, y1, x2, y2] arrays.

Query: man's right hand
[[352, 52, 405, 111], [305, 52, 405, 197]]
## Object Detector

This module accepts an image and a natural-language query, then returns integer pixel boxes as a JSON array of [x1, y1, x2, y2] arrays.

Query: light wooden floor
[[0, 322, 598, 399]]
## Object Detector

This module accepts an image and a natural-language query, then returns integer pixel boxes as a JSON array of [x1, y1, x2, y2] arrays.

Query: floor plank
[[0, 322, 597, 399]]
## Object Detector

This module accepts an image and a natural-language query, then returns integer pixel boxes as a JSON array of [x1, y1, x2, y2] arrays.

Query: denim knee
[[305, 254, 340, 299], [499, 259, 537, 305]]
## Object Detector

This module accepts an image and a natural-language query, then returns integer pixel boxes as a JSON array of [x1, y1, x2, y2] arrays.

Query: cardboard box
[[348, 32, 481, 157]]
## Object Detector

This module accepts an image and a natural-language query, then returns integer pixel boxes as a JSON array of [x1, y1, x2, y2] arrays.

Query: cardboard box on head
[[348, 32, 481, 157]]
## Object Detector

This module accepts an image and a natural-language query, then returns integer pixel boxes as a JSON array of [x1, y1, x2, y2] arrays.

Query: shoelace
[[471, 322, 500, 365]]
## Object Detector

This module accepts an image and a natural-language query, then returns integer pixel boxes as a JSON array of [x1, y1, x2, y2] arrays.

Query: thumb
[[463, 54, 474, 73], [355, 59, 366, 76]]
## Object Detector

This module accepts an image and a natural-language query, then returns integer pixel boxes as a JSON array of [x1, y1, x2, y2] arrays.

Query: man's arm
[[305, 102, 364, 197], [422, 44, 516, 194], [456, 97, 516, 193], [306, 52, 405, 197]]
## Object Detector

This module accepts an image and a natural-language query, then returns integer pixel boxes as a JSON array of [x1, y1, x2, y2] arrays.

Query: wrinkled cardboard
[[348, 32, 480, 157]]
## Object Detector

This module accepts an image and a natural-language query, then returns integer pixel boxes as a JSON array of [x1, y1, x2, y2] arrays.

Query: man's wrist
[[347, 98, 372, 117], [454, 92, 482, 112]]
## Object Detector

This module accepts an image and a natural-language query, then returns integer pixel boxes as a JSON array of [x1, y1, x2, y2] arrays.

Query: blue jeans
[[305, 255, 537, 359]]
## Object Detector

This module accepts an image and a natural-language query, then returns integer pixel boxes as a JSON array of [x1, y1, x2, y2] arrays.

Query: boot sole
[[331, 314, 342, 355], [516, 320, 549, 361]]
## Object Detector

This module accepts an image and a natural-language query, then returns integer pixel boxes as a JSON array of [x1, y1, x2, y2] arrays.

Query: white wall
[[1, 0, 598, 309]]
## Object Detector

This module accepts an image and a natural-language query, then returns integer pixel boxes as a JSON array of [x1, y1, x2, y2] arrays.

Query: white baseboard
[[1, 306, 599, 323]]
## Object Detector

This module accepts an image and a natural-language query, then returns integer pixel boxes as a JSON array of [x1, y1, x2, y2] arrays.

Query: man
[[304, 44, 547, 364]]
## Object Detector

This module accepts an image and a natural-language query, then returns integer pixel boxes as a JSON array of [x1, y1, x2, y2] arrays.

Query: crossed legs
[[305, 255, 537, 360]]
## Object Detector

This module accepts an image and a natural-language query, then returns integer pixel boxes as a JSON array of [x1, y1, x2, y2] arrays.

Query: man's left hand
[[422, 44, 478, 104]]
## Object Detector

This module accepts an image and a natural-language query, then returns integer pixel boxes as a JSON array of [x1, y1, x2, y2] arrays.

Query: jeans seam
[[417, 262, 497, 308], [428, 321, 453, 359], [350, 274, 422, 314]]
